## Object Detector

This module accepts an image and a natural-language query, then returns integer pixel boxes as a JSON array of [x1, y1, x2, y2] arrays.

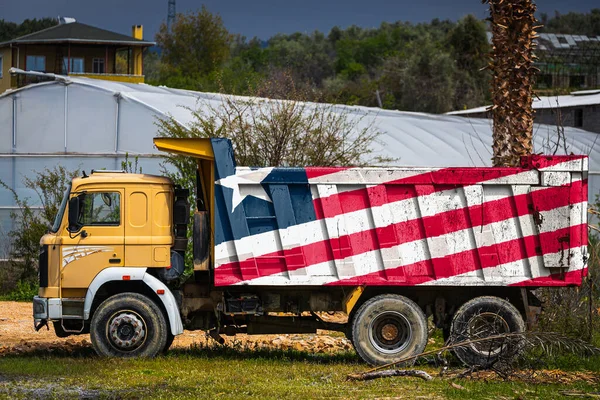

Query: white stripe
[[538, 158, 586, 172], [62, 246, 112, 267], [307, 168, 439, 185]]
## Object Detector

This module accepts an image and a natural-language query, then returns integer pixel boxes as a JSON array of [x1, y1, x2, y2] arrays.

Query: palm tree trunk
[[486, 0, 538, 167]]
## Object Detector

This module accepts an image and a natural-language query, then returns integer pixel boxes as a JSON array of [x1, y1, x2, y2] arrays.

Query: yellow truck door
[[60, 189, 125, 289]]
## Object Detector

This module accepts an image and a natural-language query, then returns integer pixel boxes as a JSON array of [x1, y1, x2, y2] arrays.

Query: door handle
[[109, 258, 121, 264]]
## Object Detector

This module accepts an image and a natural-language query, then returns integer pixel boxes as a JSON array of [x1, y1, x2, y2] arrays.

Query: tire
[[163, 332, 175, 354], [351, 294, 428, 366], [53, 321, 71, 338], [449, 296, 525, 367], [90, 293, 168, 358]]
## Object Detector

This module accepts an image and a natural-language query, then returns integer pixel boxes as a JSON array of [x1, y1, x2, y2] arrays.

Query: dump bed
[[208, 140, 589, 287]]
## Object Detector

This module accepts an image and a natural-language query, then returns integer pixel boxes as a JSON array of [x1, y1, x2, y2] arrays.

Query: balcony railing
[[12, 71, 144, 88], [68, 72, 145, 84]]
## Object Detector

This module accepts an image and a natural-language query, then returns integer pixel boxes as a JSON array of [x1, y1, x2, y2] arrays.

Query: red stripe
[[521, 154, 586, 169], [215, 181, 584, 286], [325, 224, 587, 286], [304, 167, 351, 179]]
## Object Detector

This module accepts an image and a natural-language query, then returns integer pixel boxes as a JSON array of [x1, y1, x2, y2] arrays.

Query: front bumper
[[33, 296, 48, 320], [33, 296, 62, 323]]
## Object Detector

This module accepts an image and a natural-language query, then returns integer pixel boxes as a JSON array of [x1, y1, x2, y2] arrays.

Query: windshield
[[51, 184, 71, 233]]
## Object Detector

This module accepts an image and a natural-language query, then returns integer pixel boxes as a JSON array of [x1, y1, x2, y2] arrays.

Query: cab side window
[[79, 192, 120, 226]]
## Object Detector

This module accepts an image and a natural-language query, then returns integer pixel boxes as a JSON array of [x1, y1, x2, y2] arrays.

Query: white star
[[216, 168, 274, 212]]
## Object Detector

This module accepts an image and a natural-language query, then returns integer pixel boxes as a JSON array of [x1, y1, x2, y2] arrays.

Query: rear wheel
[[351, 294, 428, 366], [449, 296, 525, 367], [90, 293, 168, 358]]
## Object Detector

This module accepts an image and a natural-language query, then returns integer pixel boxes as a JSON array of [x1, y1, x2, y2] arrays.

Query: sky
[[2, 0, 598, 42]]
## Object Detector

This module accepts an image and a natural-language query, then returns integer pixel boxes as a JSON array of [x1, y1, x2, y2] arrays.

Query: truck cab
[[34, 172, 185, 353]]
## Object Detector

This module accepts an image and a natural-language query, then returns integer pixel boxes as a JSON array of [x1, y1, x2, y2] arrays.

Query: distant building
[[486, 32, 600, 91], [0, 19, 155, 93], [536, 33, 600, 90], [447, 90, 600, 134]]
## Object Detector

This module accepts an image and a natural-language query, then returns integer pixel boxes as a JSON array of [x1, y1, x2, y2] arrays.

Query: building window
[[62, 57, 84, 74], [536, 74, 553, 89], [92, 58, 105, 74], [574, 109, 583, 128], [26, 55, 46, 72], [570, 75, 585, 88]]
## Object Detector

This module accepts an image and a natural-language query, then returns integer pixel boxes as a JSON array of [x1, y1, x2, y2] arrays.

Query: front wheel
[[351, 294, 428, 366], [163, 332, 175, 354], [90, 293, 168, 358]]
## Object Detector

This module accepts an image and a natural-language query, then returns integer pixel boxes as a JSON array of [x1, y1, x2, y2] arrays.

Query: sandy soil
[[0, 301, 352, 355]]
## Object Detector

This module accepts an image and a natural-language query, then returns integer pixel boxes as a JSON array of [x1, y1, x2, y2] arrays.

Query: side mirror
[[68, 197, 80, 232]]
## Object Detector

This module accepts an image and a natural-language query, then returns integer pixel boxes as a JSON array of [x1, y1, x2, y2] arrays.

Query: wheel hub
[[368, 311, 412, 354], [381, 323, 399, 341], [108, 312, 146, 351]]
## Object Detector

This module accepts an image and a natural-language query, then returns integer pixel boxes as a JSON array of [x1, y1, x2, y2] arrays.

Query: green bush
[[0, 165, 79, 295], [0, 280, 38, 301]]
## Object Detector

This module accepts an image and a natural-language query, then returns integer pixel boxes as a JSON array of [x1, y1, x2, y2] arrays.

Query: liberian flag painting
[[209, 139, 588, 288]]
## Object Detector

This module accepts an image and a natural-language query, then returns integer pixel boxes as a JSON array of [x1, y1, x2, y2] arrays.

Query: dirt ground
[[0, 301, 353, 356]]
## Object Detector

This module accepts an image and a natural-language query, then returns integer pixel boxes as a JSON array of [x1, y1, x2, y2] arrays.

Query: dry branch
[[347, 369, 433, 381], [559, 391, 600, 398]]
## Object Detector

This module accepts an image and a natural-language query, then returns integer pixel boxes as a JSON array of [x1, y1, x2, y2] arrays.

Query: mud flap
[[193, 211, 210, 270]]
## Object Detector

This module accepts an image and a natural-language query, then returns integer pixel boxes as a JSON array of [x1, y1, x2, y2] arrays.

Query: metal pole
[[11, 94, 17, 218], [12, 95, 16, 151], [115, 94, 120, 152], [64, 84, 68, 153]]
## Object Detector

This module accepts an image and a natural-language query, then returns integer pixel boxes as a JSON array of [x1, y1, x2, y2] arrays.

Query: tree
[[447, 15, 491, 110], [447, 15, 489, 72], [0, 18, 57, 42], [267, 31, 335, 85], [156, 6, 232, 83], [143, 49, 162, 84], [540, 9, 600, 36], [0, 166, 79, 294], [380, 38, 457, 113], [486, 0, 538, 167]]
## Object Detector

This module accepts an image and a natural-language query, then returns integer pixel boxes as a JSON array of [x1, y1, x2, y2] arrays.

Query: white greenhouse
[[1, 74, 599, 256]]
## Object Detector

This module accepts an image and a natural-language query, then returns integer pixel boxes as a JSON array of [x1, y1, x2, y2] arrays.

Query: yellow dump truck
[[33, 138, 589, 365]]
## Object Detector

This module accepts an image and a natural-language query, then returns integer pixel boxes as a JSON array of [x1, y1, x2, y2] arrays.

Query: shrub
[[0, 165, 79, 295]]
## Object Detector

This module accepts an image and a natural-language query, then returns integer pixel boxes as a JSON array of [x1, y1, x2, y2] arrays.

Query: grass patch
[[1, 342, 600, 399]]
